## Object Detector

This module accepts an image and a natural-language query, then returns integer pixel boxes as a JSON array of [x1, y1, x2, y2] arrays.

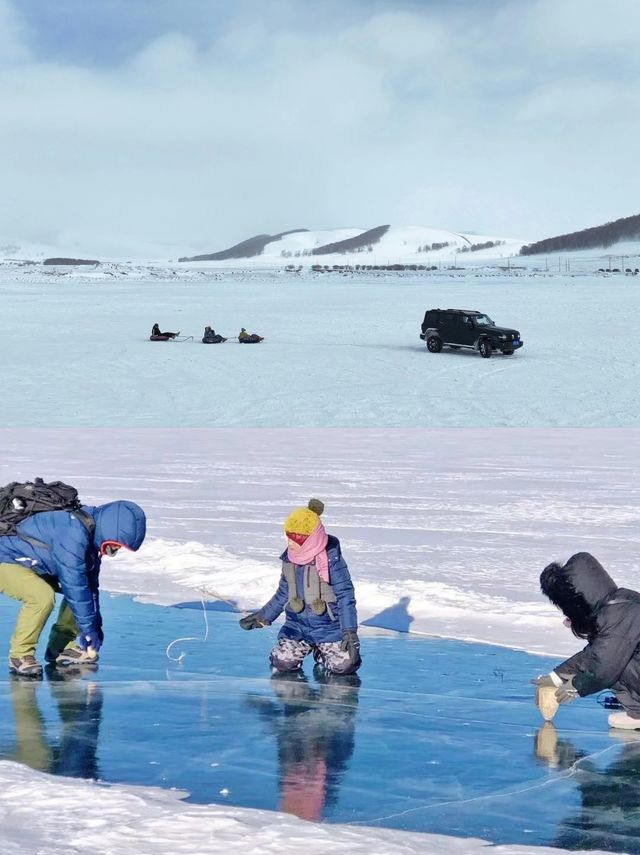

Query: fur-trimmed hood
[[542, 552, 640, 700], [540, 552, 617, 638]]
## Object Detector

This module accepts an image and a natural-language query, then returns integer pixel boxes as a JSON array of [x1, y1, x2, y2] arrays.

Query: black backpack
[[0, 478, 94, 545]]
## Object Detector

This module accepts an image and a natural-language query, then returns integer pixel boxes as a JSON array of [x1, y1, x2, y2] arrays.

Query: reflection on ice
[[2, 595, 640, 851], [246, 670, 360, 822], [6, 670, 102, 778]]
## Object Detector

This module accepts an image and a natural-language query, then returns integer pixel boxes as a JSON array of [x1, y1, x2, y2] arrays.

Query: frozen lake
[[2, 271, 639, 427], [0, 595, 637, 851]]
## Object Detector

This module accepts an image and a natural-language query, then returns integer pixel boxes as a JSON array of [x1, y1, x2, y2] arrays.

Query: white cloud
[[0, 0, 639, 254], [0, 0, 28, 63]]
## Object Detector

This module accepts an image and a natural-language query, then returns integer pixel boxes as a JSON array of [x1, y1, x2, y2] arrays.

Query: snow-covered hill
[[0, 225, 525, 266], [181, 224, 526, 266]]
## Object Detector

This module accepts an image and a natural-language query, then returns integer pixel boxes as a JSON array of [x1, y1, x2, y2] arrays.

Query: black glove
[[340, 630, 361, 665], [239, 612, 269, 631]]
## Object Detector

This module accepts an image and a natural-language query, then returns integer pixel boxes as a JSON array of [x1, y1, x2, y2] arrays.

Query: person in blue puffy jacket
[[0, 501, 146, 677], [239, 499, 361, 676]]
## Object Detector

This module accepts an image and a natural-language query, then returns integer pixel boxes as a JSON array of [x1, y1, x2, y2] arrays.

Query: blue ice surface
[[0, 593, 637, 852]]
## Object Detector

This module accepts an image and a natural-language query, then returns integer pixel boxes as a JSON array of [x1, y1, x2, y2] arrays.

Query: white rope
[[165, 586, 241, 662], [165, 588, 210, 663]]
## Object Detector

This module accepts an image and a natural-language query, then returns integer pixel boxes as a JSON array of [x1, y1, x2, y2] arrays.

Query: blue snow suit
[[0, 501, 146, 637], [258, 536, 358, 644]]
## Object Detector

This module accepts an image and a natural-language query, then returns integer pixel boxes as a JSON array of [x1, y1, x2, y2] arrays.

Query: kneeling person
[[536, 552, 640, 730], [239, 499, 361, 676], [0, 500, 146, 676]]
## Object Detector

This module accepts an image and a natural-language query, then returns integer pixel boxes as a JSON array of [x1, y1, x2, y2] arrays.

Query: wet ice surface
[[0, 594, 637, 852]]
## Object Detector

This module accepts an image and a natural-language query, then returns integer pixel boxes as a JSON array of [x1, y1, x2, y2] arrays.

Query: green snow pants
[[0, 562, 79, 658]]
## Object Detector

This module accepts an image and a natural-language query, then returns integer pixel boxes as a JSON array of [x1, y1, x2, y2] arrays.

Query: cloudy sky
[[2, 0, 639, 254]]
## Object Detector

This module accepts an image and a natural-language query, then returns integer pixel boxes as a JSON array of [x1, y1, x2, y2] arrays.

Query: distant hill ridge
[[520, 212, 640, 255], [179, 225, 393, 261], [43, 257, 99, 266], [178, 229, 309, 262], [311, 224, 390, 255]]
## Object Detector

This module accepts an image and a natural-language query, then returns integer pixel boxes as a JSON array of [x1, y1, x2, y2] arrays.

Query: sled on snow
[[149, 334, 194, 342]]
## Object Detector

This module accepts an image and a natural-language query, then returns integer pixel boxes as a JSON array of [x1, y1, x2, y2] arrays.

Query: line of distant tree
[[459, 240, 504, 253], [417, 241, 450, 252], [310, 263, 438, 272], [520, 213, 640, 255], [282, 244, 376, 257]]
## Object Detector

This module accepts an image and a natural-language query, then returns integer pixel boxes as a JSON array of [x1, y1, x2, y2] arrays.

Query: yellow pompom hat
[[284, 498, 325, 536]]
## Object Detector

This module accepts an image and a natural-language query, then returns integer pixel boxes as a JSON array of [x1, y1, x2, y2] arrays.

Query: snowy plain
[[1, 263, 639, 427], [0, 427, 634, 854]]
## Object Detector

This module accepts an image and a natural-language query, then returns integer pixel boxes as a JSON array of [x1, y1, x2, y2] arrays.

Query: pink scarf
[[287, 522, 330, 582]]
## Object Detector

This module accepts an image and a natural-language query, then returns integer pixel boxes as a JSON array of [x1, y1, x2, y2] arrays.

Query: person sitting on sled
[[238, 327, 264, 343], [0, 501, 146, 677], [151, 323, 180, 339], [239, 499, 361, 676], [534, 552, 640, 730], [202, 326, 226, 343]]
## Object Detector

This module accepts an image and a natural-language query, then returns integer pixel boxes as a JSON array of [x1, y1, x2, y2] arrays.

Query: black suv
[[420, 309, 523, 358]]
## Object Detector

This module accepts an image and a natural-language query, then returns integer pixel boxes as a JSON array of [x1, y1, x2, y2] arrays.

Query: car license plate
[[513, 339, 521, 345]]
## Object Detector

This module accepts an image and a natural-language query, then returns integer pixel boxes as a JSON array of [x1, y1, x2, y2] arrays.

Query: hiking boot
[[56, 645, 99, 667], [8, 655, 43, 678], [608, 712, 640, 730]]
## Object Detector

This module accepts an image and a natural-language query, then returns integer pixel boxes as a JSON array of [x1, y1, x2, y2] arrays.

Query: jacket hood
[[90, 501, 146, 550], [540, 552, 617, 622]]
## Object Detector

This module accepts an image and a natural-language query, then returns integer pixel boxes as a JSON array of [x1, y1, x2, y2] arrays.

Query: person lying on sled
[[239, 499, 361, 676], [534, 552, 640, 730], [151, 323, 180, 339]]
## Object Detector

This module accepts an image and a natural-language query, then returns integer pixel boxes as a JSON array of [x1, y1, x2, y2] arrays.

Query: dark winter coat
[[541, 552, 640, 699], [0, 501, 146, 637], [258, 535, 357, 644]]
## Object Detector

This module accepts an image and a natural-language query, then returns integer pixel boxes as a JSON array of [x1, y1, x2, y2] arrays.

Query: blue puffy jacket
[[0, 501, 146, 636], [258, 535, 358, 644]]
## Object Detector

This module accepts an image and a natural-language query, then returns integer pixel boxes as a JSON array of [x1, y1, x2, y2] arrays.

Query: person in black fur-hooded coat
[[537, 552, 640, 730]]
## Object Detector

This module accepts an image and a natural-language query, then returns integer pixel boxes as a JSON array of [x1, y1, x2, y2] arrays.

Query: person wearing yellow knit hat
[[239, 499, 361, 676]]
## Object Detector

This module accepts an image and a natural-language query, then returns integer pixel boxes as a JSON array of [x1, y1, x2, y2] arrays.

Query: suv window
[[473, 314, 494, 326]]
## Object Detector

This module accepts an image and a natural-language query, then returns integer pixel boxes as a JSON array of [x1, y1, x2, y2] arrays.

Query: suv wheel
[[426, 335, 443, 353], [502, 348, 514, 356], [479, 339, 492, 358]]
